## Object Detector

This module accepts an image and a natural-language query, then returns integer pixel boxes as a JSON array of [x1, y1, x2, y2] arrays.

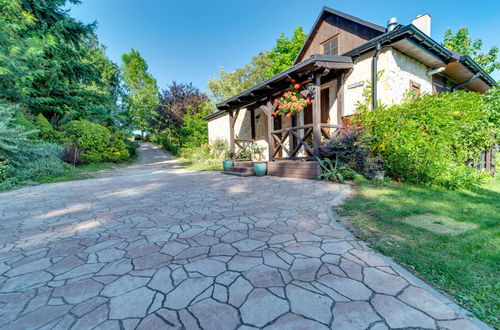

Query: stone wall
[[344, 47, 433, 116], [207, 112, 230, 144]]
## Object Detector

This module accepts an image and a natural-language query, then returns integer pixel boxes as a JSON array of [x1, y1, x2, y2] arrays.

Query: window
[[409, 80, 421, 96], [321, 36, 339, 56]]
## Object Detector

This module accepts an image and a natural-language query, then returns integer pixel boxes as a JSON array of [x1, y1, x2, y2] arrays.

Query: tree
[[0, 0, 123, 123], [207, 27, 306, 104], [155, 82, 209, 132], [207, 52, 271, 104], [443, 27, 500, 74], [265, 27, 307, 77], [121, 49, 159, 139]]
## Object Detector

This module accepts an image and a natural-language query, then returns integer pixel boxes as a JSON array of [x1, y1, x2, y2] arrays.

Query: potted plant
[[272, 80, 311, 118], [249, 144, 267, 177]]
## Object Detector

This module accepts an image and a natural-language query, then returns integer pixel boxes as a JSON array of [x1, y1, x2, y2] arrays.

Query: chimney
[[386, 17, 398, 32], [412, 14, 431, 36]]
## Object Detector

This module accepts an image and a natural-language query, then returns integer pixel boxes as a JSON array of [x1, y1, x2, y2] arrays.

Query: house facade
[[205, 7, 496, 179]]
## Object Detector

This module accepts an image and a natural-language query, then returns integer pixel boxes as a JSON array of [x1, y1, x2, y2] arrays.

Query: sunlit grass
[[339, 176, 500, 328]]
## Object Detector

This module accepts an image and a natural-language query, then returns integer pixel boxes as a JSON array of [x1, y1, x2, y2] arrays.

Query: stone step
[[221, 171, 255, 177], [228, 166, 254, 174]]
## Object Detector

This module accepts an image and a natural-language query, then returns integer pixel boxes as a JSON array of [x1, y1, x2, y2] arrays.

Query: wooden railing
[[234, 138, 255, 160], [271, 123, 342, 160]]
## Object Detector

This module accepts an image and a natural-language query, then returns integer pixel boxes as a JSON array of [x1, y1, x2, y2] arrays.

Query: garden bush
[[63, 120, 111, 163], [105, 131, 130, 162], [34, 113, 59, 141], [355, 90, 498, 188]]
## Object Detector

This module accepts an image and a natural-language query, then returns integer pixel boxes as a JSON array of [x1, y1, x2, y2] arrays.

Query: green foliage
[[340, 178, 500, 327], [357, 91, 498, 188], [0, 0, 124, 121], [63, 120, 111, 163], [0, 103, 36, 164], [179, 112, 208, 149], [208, 27, 306, 104], [20, 142, 65, 178], [34, 113, 57, 141], [207, 52, 272, 103], [317, 156, 350, 183], [121, 48, 159, 138], [443, 27, 500, 74], [265, 27, 307, 77], [106, 131, 130, 162]]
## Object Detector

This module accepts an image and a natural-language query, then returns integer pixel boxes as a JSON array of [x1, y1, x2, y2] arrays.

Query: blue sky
[[69, 0, 500, 92]]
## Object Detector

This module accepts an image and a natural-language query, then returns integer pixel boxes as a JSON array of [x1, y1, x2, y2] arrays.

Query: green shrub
[[179, 112, 208, 149], [356, 91, 497, 189], [34, 113, 58, 141], [105, 131, 130, 162], [63, 120, 111, 163], [20, 142, 65, 177]]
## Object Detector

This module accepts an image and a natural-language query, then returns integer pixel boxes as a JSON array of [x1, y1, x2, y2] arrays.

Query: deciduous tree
[[443, 27, 500, 74], [121, 49, 159, 139]]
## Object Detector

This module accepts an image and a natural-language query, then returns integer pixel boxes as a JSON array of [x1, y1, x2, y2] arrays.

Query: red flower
[[283, 92, 287, 97], [294, 83, 300, 89], [278, 104, 283, 110], [291, 95, 297, 101], [287, 91, 292, 96], [291, 79, 296, 83], [306, 98, 312, 104], [285, 104, 290, 110], [298, 104, 304, 110], [286, 113, 291, 118], [271, 111, 276, 116], [274, 98, 278, 103]]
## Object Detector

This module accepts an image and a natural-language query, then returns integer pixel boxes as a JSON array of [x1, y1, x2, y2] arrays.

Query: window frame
[[321, 35, 339, 56], [409, 80, 421, 96]]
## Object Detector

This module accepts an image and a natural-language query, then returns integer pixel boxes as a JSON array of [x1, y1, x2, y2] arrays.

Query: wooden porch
[[224, 62, 349, 179]]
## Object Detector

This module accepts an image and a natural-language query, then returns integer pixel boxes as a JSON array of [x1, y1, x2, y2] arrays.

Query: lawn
[[338, 177, 500, 328], [178, 158, 222, 172]]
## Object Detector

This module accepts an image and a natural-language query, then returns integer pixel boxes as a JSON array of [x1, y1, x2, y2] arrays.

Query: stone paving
[[0, 144, 486, 329]]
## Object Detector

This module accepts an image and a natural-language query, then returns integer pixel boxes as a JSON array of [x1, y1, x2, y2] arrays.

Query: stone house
[[205, 6, 496, 179]]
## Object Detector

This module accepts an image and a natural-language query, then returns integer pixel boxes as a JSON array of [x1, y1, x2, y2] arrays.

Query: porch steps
[[222, 165, 255, 177]]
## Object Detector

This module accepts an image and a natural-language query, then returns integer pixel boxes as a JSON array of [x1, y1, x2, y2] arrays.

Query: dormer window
[[321, 35, 339, 56]]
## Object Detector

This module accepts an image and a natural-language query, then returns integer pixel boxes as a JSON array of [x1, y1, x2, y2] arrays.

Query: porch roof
[[215, 54, 353, 112]]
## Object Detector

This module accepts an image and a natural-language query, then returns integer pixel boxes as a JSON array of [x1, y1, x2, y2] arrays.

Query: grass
[[178, 158, 222, 171], [34, 161, 130, 184], [338, 176, 500, 328]]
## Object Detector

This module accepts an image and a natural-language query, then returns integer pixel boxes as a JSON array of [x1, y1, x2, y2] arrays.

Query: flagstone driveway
[[0, 144, 487, 329]]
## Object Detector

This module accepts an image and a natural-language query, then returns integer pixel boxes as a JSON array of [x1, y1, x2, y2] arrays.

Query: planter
[[253, 162, 267, 177], [222, 160, 233, 171]]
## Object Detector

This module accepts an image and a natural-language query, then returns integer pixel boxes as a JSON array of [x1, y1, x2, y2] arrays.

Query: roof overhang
[[215, 55, 353, 111], [203, 110, 227, 121], [343, 24, 496, 92]]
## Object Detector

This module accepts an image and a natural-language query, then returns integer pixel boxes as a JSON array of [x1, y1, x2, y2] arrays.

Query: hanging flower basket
[[272, 80, 312, 118]]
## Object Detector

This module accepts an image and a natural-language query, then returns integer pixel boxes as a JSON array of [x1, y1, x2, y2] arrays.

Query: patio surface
[[0, 144, 486, 329]]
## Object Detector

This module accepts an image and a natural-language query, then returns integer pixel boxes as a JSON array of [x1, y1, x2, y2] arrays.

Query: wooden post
[[265, 103, 274, 161], [336, 73, 344, 127], [312, 76, 321, 158], [229, 110, 235, 161], [250, 108, 256, 140]]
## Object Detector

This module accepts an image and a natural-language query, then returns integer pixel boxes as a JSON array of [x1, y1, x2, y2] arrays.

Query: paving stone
[[240, 288, 289, 327], [133, 252, 171, 270], [243, 264, 283, 287], [164, 277, 213, 309], [317, 274, 372, 300], [160, 241, 189, 256], [321, 241, 353, 255], [331, 301, 381, 329], [289, 258, 321, 281], [71, 296, 107, 317], [228, 255, 263, 271], [232, 239, 265, 251], [286, 284, 332, 324], [96, 259, 132, 276], [109, 287, 155, 319], [189, 298, 240, 329], [265, 313, 329, 329], [72, 304, 108, 329], [148, 267, 174, 293], [53, 278, 103, 304], [372, 294, 436, 329], [438, 319, 481, 330], [363, 267, 408, 295], [228, 276, 253, 307], [101, 275, 149, 297], [185, 258, 226, 276], [1, 270, 53, 292], [399, 285, 456, 320], [5, 258, 52, 277]]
